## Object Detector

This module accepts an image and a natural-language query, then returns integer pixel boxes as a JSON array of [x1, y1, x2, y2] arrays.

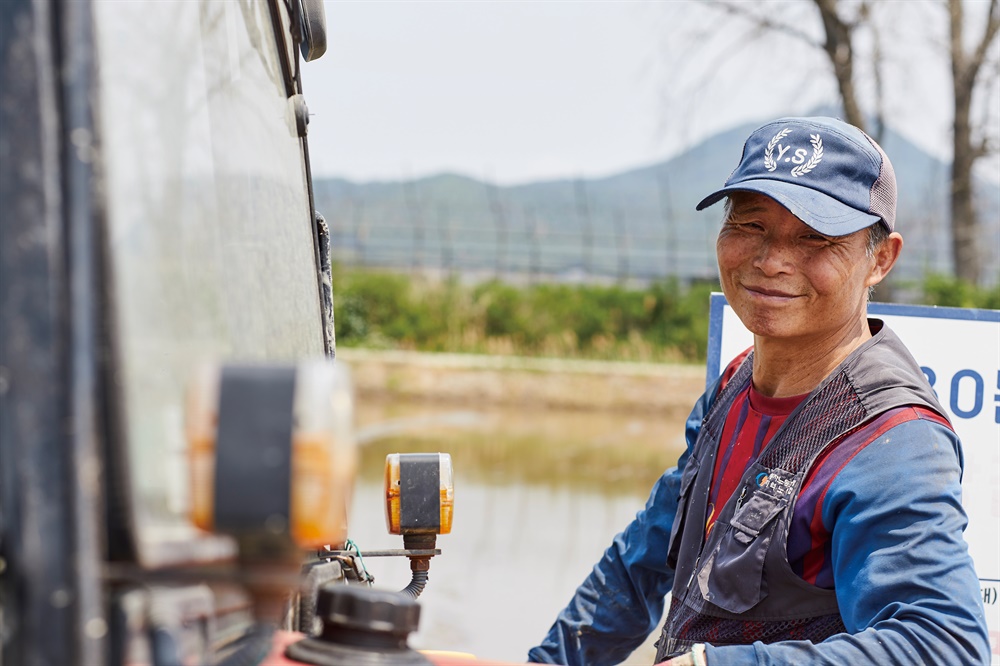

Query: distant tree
[[701, 0, 883, 138], [700, 0, 999, 285], [946, 0, 999, 285]]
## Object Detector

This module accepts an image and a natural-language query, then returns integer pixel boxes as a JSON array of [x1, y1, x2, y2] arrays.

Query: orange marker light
[[385, 453, 454, 536], [186, 360, 357, 549]]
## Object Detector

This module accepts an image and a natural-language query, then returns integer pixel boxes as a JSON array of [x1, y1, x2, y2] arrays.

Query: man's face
[[716, 192, 885, 343]]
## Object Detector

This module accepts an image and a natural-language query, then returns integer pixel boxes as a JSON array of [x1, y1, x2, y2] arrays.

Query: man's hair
[[722, 197, 735, 225], [865, 221, 890, 258], [865, 221, 891, 300]]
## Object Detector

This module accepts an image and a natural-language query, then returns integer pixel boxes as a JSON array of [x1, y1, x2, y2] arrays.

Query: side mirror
[[298, 0, 327, 62]]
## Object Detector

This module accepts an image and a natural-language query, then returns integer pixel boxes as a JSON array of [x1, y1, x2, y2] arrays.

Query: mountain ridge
[[314, 120, 1000, 284]]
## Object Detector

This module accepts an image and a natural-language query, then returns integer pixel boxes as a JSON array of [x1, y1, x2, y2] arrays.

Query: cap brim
[[696, 179, 881, 237]]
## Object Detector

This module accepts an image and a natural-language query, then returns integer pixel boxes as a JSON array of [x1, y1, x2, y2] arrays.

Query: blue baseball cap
[[696, 116, 896, 235]]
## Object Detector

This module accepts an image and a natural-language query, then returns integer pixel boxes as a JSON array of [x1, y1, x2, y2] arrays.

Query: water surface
[[347, 400, 689, 664]]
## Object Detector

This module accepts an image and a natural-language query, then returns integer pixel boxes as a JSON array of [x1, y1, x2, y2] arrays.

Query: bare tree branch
[[812, 0, 865, 131], [700, 0, 823, 48], [971, 52, 1000, 156], [853, 0, 872, 30], [968, 0, 1000, 81], [870, 9, 887, 143], [686, 0, 994, 284], [946, 0, 996, 283], [949, 0, 965, 82]]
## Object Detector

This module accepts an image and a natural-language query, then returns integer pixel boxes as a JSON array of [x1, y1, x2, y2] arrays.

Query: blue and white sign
[[707, 293, 1000, 660]]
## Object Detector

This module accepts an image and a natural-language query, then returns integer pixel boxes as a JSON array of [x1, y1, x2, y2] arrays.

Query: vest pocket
[[666, 454, 702, 569], [696, 470, 793, 613]]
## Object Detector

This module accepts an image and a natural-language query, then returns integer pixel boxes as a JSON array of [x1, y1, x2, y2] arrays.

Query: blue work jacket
[[527, 374, 991, 665]]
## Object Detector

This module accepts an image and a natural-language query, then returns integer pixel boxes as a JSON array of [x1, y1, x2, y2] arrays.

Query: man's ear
[[867, 232, 903, 288]]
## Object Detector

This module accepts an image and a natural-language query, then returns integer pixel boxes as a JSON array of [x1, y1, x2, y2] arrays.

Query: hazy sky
[[301, 1, 998, 185]]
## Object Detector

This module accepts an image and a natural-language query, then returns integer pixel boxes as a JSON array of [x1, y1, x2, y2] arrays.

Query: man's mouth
[[744, 284, 798, 300]]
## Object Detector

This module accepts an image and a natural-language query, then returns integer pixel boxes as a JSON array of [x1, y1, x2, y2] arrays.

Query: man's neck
[[751, 318, 873, 398]]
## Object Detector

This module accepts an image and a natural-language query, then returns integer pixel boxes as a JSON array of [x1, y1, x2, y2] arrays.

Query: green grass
[[918, 274, 1000, 309], [333, 267, 999, 363], [334, 267, 718, 363]]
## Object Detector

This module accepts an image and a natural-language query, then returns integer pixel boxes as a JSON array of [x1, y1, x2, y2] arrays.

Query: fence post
[[575, 179, 593, 279], [487, 182, 507, 280], [438, 203, 452, 277], [657, 168, 675, 278], [352, 195, 367, 267], [526, 205, 541, 284], [614, 207, 629, 283], [404, 180, 424, 273]]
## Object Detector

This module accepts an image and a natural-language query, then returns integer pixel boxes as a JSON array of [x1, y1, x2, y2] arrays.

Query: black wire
[[400, 570, 429, 599]]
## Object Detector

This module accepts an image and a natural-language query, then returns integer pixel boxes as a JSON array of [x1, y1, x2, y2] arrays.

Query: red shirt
[[704, 382, 807, 535]]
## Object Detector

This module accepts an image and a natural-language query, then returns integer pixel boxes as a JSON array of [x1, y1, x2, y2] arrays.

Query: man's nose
[[752, 238, 795, 275]]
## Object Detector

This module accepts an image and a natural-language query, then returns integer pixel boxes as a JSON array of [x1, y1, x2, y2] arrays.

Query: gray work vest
[[655, 322, 946, 660]]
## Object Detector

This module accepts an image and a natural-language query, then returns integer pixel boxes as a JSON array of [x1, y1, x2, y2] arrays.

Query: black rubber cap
[[317, 585, 421, 636], [286, 586, 430, 666]]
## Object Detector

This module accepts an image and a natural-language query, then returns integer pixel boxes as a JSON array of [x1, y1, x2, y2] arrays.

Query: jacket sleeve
[[526, 383, 716, 666], [705, 418, 992, 666]]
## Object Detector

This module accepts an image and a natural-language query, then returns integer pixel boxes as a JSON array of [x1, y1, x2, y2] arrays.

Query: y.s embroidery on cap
[[791, 134, 823, 177], [764, 128, 792, 172], [763, 128, 824, 177]]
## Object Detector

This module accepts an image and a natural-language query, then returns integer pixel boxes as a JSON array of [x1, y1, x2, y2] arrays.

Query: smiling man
[[528, 117, 990, 666]]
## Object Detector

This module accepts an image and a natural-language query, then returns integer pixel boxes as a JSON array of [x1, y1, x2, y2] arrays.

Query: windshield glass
[[93, 0, 324, 566]]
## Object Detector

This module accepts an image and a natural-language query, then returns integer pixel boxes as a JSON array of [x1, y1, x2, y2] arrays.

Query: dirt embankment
[[337, 348, 708, 417]]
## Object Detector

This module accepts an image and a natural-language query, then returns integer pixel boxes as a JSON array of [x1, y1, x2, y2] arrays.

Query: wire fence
[[325, 199, 724, 285], [316, 178, 999, 286]]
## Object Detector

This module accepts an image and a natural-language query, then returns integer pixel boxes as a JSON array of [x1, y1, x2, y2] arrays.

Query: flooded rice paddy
[[346, 399, 690, 664]]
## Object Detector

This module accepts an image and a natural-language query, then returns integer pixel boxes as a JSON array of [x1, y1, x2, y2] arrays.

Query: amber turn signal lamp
[[186, 360, 357, 550], [384, 453, 454, 536]]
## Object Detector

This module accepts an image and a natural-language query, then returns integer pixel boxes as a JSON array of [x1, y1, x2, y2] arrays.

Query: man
[[527, 117, 990, 665]]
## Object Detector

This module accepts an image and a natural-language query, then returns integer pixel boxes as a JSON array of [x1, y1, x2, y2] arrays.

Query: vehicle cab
[[0, 2, 503, 664]]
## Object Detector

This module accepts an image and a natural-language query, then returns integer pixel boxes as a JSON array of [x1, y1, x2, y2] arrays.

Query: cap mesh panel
[[863, 132, 897, 231]]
